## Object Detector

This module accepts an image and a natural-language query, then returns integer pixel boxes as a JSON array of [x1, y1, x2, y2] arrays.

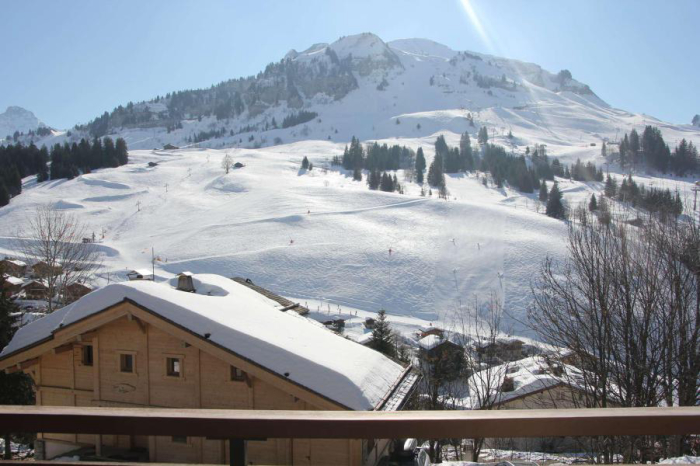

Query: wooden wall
[[29, 303, 364, 465]]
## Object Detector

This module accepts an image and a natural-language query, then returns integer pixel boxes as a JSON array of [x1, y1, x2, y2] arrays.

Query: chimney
[[176, 272, 196, 293]]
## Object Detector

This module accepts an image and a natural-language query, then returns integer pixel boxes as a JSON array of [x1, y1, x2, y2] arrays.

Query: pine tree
[[628, 129, 640, 166], [589, 193, 598, 211], [0, 274, 34, 458], [604, 174, 617, 198], [478, 126, 489, 145], [115, 138, 128, 166], [353, 167, 362, 181], [546, 182, 566, 219], [601, 141, 607, 158], [415, 147, 426, 184], [427, 154, 445, 188], [539, 181, 548, 202], [459, 132, 474, 171], [301, 156, 309, 170], [368, 310, 395, 358]]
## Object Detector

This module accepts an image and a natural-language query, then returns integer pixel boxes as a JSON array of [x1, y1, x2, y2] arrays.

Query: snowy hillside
[[0, 106, 46, 140], [2, 33, 700, 339], [1, 137, 697, 337]]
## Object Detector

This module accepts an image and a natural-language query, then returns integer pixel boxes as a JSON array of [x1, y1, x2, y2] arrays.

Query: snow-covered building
[[20, 279, 49, 300], [63, 282, 92, 301], [1, 274, 24, 297], [30, 260, 62, 279], [469, 356, 604, 453], [0, 274, 417, 465], [0, 258, 27, 277]]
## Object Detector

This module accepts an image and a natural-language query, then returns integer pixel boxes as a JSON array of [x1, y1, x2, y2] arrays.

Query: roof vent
[[176, 272, 196, 292]]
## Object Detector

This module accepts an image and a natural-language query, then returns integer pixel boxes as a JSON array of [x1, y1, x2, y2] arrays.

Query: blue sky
[[2, 0, 698, 128]]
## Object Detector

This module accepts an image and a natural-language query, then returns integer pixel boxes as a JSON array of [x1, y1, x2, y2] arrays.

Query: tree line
[[0, 143, 50, 205], [605, 126, 698, 175], [49, 137, 128, 180], [0, 138, 128, 207], [603, 174, 683, 217], [334, 137, 416, 172]]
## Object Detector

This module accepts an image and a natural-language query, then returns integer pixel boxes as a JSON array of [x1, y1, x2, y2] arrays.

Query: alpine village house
[[0, 274, 417, 465]]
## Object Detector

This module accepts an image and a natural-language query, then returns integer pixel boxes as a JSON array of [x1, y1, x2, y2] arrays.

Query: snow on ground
[[1, 136, 698, 339], [660, 456, 700, 464]]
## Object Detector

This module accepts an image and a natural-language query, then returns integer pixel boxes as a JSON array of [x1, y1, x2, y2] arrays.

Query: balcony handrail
[[1, 405, 699, 440]]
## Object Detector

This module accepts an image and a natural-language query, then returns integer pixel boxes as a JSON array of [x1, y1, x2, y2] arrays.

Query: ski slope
[[2, 33, 699, 339]]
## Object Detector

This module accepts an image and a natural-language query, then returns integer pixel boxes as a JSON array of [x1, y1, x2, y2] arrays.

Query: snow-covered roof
[[469, 355, 573, 408], [21, 279, 47, 288], [3, 275, 24, 286], [418, 334, 443, 351], [0, 274, 407, 411], [2, 259, 27, 267], [128, 269, 153, 276]]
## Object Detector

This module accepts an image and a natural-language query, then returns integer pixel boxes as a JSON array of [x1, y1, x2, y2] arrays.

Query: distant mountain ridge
[[71, 33, 602, 143], [6, 33, 700, 153], [0, 106, 46, 140]]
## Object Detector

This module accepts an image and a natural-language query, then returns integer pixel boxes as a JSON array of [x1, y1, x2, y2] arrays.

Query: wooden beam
[[52, 343, 74, 355], [0, 405, 698, 440], [18, 358, 39, 370], [76, 331, 97, 342]]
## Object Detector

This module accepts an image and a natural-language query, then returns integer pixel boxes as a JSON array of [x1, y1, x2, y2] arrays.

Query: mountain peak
[[388, 38, 457, 60], [0, 106, 44, 138]]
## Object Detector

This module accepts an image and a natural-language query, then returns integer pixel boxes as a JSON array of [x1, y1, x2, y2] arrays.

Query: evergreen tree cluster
[[338, 137, 415, 172], [570, 159, 604, 182], [613, 126, 698, 175], [480, 144, 539, 192], [0, 143, 50, 206], [438, 134, 475, 173], [49, 137, 128, 181], [192, 127, 228, 143], [281, 111, 318, 129], [367, 170, 402, 193], [620, 175, 682, 216]]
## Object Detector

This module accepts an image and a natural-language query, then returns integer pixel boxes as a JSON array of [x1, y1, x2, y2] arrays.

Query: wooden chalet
[[0, 258, 27, 277], [0, 273, 417, 465], [21, 279, 49, 300], [31, 261, 63, 279], [1, 274, 24, 297], [64, 282, 93, 301]]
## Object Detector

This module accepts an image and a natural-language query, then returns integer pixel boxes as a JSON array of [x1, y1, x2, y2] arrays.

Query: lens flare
[[459, 0, 493, 51]]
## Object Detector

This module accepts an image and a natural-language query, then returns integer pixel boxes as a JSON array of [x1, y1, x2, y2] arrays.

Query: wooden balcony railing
[[1, 405, 699, 465]]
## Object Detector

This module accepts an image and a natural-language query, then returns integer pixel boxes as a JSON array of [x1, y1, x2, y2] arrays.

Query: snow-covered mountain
[[2, 33, 699, 340], [21, 33, 700, 153], [0, 106, 46, 140]]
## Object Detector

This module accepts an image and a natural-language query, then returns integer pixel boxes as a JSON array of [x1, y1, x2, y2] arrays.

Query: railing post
[[229, 438, 246, 466]]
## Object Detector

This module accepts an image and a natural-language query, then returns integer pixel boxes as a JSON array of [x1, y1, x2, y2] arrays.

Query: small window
[[171, 436, 187, 444], [120, 353, 134, 373], [230, 365, 245, 382], [167, 357, 181, 377], [82, 345, 93, 366]]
